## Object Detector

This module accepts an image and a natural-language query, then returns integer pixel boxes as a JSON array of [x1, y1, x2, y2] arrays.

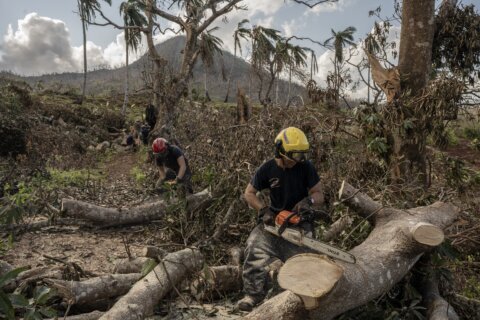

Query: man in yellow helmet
[[237, 127, 327, 311]]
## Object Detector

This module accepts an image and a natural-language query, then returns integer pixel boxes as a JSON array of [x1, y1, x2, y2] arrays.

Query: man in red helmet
[[152, 138, 193, 194]]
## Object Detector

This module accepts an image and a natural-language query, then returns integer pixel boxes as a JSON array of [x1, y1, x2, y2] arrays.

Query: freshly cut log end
[[278, 254, 343, 310], [410, 222, 444, 246]]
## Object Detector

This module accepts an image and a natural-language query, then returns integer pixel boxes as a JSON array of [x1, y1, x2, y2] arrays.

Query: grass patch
[[130, 166, 146, 185]]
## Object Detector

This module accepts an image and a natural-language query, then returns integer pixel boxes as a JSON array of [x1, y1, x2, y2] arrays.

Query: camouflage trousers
[[242, 224, 314, 298]]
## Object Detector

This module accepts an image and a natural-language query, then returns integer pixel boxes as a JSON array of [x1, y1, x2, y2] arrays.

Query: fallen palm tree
[[243, 181, 459, 320]]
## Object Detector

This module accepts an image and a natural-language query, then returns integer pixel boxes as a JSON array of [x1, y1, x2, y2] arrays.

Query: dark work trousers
[[242, 224, 314, 298]]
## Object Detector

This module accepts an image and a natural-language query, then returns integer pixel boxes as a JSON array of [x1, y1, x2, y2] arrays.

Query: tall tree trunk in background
[[224, 46, 237, 102], [286, 65, 292, 106], [122, 39, 129, 116], [390, 0, 435, 184], [398, 0, 435, 96], [204, 66, 211, 102], [78, 0, 87, 104], [145, 0, 164, 130]]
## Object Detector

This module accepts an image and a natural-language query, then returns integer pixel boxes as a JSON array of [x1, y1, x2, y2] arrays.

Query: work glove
[[294, 196, 314, 214], [259, 207, 275, 225], [175, 176, 184, 184], [155, 178, 165, 189]]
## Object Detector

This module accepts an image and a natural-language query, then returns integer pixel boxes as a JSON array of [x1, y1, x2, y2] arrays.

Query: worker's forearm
[[245, 193, 265, 211], [177, 165, 186, 179], [310, 191, 324, 205], [158, 167, 166, 179]]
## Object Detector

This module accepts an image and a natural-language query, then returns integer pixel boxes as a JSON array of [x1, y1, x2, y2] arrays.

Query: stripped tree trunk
[[243, 181, 459, 320], [46, 274, 142, 306], [61, 189, 211, 227], [99, 248, 203, 320]]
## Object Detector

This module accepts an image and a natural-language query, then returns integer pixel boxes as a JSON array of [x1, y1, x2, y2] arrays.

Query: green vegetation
[[130, 166, 146, 185]]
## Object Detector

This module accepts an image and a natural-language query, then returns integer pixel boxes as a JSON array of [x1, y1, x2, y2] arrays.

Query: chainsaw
[[263, 210, 356, 264]]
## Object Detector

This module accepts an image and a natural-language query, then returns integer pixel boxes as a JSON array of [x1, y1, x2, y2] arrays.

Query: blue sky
[[0, 0, 478, 98]]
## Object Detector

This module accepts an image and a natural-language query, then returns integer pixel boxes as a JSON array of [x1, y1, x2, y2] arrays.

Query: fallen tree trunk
[[113, 257, 155, 274], [141, 246, 168, 260], [46, 273, 142, 306], [99, 248, 203, 319], [61, 189, 211, 227], [244, 181, 459, 320], [190, 265, 242, 301], [3, 266, 65, 292], [46, 310, 104, 320], [422, 271, 459, 320]]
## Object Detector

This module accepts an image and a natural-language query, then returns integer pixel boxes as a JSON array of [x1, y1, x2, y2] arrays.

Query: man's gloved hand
[[155, 178, 165, 189], [294, 196, 314, 214], [175, 176, 184, 184], [259, 207, 275, 225]]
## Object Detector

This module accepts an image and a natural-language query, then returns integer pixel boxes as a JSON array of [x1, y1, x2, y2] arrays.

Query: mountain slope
[[1, 36, 305, 103]]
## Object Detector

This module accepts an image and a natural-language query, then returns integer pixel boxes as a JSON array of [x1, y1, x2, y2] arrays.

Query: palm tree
[[198, 27, 224, 102], [224, 19, 250, 103], [76, 0, 111, 104], [250, 25, 282, 105], [324, 26, 356, 107], [284, 44, 308, 105], [120, 0, 146, 115]]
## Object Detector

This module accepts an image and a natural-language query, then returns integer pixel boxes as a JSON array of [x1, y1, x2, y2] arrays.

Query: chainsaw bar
[[264, 225, 356, 264]]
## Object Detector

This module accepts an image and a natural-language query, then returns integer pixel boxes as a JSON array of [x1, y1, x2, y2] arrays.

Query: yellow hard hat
[[274, 127, 309, 162]]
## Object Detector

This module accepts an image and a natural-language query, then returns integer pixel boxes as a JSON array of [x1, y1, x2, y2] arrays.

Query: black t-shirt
[[251, 159, 320, 213], [155, 145, 191, 177]]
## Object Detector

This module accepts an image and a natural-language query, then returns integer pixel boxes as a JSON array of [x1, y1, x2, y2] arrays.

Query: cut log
[[228, 246, 243, 266], [323, 215, 353, 242], [190, 265, 242, 301], [61, 189, 211, 227], [3, 266, 65, 292], [99, 248, 203, 319], [45, 310, 104, 320], [0, 261, 13, 275], [113, 257, 155, 274], [141, 246, 168, 260], [244, 181, 459, 320], [277, 254, 343, 310], [422, 271, 459, 320], [241, 290, 306, 320], [46, 273, 142, 306]]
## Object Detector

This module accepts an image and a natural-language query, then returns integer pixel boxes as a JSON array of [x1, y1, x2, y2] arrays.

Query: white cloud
[[0, 12, 164, 75], [0, 13, 79, 75], [282, 19, 301, 37], [244, 0, 284, 16]]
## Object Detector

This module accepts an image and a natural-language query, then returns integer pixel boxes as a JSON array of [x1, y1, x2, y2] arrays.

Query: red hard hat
[[152, 138, 168, 154]]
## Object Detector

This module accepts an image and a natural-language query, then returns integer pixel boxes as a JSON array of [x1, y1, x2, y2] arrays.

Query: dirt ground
[[3, 148, 244, 319]]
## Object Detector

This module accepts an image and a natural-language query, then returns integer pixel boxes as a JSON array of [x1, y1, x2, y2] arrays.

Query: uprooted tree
[[242, 181, 459, 320]]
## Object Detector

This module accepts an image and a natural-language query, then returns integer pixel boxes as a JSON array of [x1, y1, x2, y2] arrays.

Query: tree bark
[[391, 0, 435, 183], [3, 266, 65, 292], [422, 271, 459, 320], [99, 248, 203, 320], [190, 265, 242, 301], [244, 181, 459, 320], [113, 257, 155, 274], [398, 0, 435, 96], [46, 310, 104, 320], [46, 274, 142, 306], [241, 291, 306, 320], [61, 189, 211, 227]]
